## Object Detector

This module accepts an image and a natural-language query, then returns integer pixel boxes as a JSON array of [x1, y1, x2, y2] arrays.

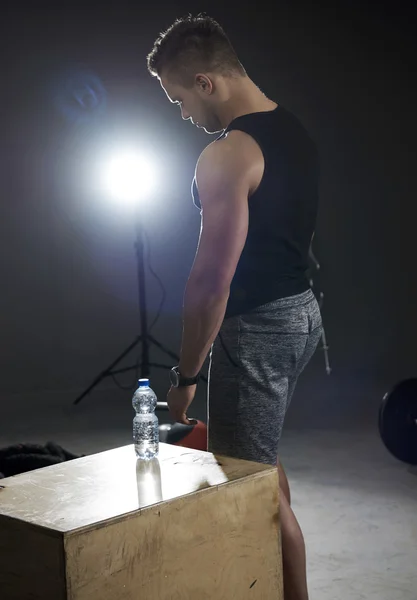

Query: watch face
[[170, 368, 179, 387]]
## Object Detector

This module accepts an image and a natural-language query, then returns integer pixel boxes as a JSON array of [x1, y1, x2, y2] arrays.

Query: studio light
[[103, 150, 157, 204], [74, 147, 179, 405]]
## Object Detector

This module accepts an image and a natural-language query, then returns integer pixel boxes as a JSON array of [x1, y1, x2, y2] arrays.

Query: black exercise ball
[[379, 379, 417, 465]]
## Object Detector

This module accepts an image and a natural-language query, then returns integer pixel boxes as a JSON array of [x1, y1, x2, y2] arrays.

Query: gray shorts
[[208, 289, 322, 465]]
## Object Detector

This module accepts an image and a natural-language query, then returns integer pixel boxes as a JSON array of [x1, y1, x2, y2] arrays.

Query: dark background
[[1, 1, 416, 434]]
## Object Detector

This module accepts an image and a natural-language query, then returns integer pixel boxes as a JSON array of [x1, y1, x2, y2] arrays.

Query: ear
[[195, 74, 213, 95]]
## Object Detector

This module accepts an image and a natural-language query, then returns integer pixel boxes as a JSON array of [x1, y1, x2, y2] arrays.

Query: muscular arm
[[178, 134, 255, 378]]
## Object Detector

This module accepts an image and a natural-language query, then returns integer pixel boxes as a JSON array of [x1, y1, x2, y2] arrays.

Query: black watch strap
[[170, 366, 200, 387]]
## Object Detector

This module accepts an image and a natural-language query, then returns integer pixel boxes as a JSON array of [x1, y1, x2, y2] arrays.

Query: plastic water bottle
[[133, 379, 159, 460]]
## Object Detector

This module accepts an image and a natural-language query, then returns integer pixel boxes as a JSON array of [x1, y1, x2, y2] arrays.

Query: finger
[[180, 416, 198, 426]]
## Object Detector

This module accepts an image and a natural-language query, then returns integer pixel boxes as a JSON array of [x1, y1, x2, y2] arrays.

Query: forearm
[[178, 274, 229, 378]]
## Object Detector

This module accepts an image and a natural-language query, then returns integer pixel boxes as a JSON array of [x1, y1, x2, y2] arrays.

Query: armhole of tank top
[[225, 126, 268, 201], [251, 141, 267, 201], [241, 128, 268, 201]]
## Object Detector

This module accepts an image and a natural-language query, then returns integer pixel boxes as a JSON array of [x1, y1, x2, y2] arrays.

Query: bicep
[[189, 137, 254, 290], [192, 192, 249, 289]]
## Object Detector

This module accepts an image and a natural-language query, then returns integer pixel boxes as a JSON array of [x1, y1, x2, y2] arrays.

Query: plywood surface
[[0, 443, 274, 533], [0, 515, 66, 600], [65, 468, 281, 600]]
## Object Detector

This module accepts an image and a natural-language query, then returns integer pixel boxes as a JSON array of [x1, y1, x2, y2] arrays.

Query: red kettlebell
[[157, 403, 208, 452]]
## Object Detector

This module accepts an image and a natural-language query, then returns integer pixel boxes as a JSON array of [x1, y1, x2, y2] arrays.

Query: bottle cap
[[138, 378, 150, 387]]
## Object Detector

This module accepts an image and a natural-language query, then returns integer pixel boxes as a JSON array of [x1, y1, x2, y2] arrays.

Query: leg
[[278, 459, 291, 505], [208, 292, 322, 600], [276, 320, 322, 600], [280, 489, 309, 600], [277, 459, 309, 600]]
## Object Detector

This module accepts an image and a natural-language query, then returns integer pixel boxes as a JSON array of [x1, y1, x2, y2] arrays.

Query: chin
[[203, 124, 223, 135]]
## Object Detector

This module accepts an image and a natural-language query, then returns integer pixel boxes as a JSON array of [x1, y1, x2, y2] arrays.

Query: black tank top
[[192, 106, 319, 318]]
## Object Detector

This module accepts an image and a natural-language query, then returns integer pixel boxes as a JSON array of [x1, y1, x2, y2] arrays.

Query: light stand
[[73, 219, 180, 405]]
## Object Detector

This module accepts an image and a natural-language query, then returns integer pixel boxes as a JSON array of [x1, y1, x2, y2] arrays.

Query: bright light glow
[[103, 151, 156, 204]]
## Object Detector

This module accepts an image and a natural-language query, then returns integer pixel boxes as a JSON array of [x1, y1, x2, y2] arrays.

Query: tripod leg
[[73, 336, 142, 405], [147, 335, 180, 363]]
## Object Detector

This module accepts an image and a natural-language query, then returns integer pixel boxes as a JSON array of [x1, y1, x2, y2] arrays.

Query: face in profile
[[160, 75, 223, 134]]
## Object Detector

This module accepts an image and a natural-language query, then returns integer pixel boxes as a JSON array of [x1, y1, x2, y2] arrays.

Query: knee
[[277, 460, 291, 506]]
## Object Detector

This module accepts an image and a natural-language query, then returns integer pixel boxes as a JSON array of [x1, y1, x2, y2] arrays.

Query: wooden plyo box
[[0, 443, 283, 599]]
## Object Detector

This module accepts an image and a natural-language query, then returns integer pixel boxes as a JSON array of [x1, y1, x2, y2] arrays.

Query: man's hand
[[167, 385, 198, 426]]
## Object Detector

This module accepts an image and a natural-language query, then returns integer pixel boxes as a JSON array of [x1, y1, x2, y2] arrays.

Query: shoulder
[[197, 130, 262, 173], [196, 130, 264, 193]]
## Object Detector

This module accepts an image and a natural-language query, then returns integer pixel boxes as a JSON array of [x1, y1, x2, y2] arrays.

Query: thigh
[[207, 317, 244, 460], [208, 296, 315, 466]]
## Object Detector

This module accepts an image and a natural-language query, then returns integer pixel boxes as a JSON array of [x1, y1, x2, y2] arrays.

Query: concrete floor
[[1, 388, 417, 600]]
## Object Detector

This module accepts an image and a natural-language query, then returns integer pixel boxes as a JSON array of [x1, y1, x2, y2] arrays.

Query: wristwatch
[[170, 366, 200, 388]]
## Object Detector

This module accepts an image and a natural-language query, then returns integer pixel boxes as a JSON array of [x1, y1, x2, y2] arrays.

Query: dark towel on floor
[[0, 442, 82, 479]]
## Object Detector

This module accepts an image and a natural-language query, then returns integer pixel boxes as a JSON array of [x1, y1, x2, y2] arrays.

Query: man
[[147, 14, 322, 600]]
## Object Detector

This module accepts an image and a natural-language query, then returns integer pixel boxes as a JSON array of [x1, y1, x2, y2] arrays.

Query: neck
[[217, 76, 277, 130]]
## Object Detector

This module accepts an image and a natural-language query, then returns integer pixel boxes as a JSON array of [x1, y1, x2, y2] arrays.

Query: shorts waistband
[[252, 288, 316, 312]]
